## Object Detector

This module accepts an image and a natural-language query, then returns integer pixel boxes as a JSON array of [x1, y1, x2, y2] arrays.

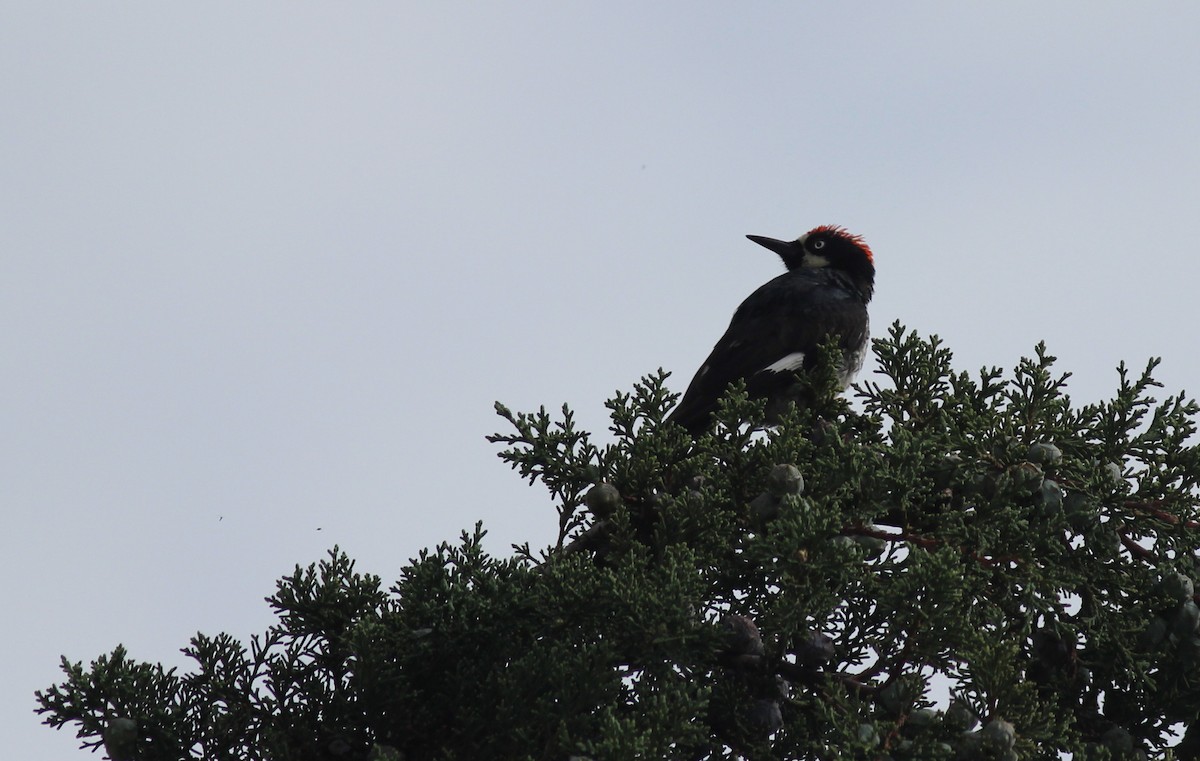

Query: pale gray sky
[[6, 4, 1200, 756]]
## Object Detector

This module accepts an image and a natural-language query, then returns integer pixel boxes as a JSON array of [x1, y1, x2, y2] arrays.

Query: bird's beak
[[746, 235, 795, 257]]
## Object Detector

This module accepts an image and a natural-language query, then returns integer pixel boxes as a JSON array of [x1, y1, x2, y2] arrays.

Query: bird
[[667, 225, 875, 435]]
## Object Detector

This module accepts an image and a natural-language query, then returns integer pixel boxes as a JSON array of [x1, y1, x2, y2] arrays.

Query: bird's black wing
[[667, 269, 868, 434]]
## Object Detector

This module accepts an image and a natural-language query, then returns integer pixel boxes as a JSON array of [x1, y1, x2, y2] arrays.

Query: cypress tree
[[37, 323, 1200, 760]]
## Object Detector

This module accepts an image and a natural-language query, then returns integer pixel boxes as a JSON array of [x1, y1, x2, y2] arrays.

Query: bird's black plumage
[[667, 225, 875, 435]]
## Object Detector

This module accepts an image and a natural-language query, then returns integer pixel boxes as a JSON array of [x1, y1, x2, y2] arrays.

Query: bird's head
[[747, 225, 873, 273]]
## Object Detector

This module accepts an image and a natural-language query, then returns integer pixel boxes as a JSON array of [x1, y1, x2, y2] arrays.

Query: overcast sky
[[6, 4, 1200, 756]]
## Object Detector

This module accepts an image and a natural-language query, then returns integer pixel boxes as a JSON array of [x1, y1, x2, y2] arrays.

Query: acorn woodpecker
[[667, 225, 875, 435]]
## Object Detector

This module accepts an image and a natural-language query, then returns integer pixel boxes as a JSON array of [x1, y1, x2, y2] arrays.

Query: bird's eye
[[811, 239, 826, 251]]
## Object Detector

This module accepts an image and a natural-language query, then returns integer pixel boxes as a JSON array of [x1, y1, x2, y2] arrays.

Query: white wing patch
[[763, 352, 806, 374]]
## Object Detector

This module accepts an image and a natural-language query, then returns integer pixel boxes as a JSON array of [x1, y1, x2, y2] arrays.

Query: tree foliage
[[37, 323, 1200, 760]]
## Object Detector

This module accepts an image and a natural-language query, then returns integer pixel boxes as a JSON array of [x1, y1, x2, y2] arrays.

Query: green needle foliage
[[37, 323, 1200, 760]]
